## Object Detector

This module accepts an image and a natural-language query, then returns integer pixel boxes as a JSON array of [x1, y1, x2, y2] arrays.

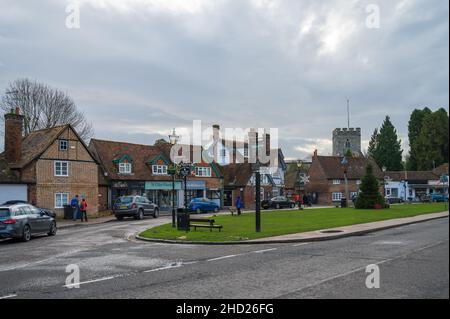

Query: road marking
[[0, 294, 17, 299], [63, 275, 118, 288], [292, 243, 309, 247], [144, 263, 182, 273], [374, 241, 404, 245], [207, 254, 241, 262], [252, 248, 278, 254]]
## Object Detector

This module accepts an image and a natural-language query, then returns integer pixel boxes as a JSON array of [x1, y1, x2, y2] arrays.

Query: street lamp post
[[341, 156, 349, 207], [252, 130, 261, 233], [168, 129, 180, 228], [382, 166, 387, 198], [178, 163, 192, 232]]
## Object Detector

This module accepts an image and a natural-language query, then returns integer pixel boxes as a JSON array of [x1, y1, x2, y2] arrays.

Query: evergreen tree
[[372, 116, 403, 171], [407, 108, 432, 170], [415, 108, 449, 170], [367, 128, 379, 158], [355, 164, 385, 209]]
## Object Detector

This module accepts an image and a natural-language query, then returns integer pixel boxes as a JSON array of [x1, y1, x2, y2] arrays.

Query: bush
[[355, 164, 387, 209]]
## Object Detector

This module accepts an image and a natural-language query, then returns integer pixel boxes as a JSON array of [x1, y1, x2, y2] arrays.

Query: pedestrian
[[80, 198, 88, 222], [302, 194, 308, 208], [70, 195, 79, 221], [236, 196, 242, 216], [295, 194, 300, 208]]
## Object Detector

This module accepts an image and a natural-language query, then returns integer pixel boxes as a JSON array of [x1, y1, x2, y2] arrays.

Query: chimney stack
[[4, 107, 24, 163], [313, 149, 318, 157]]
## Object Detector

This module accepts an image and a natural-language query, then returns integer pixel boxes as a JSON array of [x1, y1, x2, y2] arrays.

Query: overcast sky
[[0, 0, 448, 159]]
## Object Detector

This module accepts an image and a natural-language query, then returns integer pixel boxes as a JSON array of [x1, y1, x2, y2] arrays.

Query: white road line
[[207, 254, 241, 262], [292, 243, 309, 247], [144, 263, 182, 273], [252, 248, 278, 254], [63, 275, 118, 288], [0, 294, 17, 299]]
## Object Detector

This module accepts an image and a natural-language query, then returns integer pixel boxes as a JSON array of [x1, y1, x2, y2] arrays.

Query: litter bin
[[340, 197, 347, 208], [63, 205, 74, 220], [177, 209, 190, 232]]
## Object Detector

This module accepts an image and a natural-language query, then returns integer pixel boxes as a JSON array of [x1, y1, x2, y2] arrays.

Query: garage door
[[0, 184, 27, 204]]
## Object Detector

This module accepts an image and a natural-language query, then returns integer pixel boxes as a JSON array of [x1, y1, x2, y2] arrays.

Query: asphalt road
[[0, 215, 448, 299]]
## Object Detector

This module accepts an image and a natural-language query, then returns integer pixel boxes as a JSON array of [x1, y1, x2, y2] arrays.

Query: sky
[[0, 0, 448, 160]]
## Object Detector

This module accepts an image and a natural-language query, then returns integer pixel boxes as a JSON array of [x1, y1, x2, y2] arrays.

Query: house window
[[55, 193, 69, 208], [54, 161, 69, 176], [59, 140, 68, 151], [356, 180, 362, 185], [332, 179, 341, 185], [350, 192, 359, 200], [195, 166, 212, 177], [332, 192, 343, 201], [386, 188, 392, 196], [243, 148, 249, 158], [119, 163, 132, 174], [221, 149, 227, 158], [152, 165, 168, 175]]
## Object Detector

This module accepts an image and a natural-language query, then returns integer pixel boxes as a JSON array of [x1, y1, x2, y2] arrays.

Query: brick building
[[305, 150, 383, 206], [89, 139, 223, 212], [0, 108, 99, 217]]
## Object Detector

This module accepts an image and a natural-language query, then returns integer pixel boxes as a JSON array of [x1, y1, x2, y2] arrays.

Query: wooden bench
[[189, 218, 223, 232]]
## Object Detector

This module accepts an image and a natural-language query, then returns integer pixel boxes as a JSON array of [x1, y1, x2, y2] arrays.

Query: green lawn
[[139, 203, 448, 242]]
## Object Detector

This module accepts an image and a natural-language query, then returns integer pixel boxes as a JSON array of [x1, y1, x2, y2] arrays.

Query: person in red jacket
[[80, 198, 88, 222]]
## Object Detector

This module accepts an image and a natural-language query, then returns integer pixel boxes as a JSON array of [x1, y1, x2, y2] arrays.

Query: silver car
[[0, 204, 57, 242]]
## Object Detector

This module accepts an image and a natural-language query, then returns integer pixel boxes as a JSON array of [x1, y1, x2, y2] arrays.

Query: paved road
[[0, 216, 448, 299]]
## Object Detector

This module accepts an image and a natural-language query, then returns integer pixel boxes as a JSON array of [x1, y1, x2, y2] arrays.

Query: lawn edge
[[135, 211, 449, 245]]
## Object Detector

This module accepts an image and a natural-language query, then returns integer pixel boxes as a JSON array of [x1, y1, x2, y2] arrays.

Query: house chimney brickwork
[[4, 108, 24, 163]]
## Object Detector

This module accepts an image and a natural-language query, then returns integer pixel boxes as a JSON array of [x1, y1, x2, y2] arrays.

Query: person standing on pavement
[[236, 196, 242, 216], [80, 198, 88, 222], [71, 195, 79, 221]]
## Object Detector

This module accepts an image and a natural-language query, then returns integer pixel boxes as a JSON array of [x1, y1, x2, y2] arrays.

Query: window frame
[[59, 139, 68, 151], [332, 192, 343, 201], [55, 192, 69, 209], [152, 165, 168, 175], [119, 162, 132, 174], [332, 179, 341, 185], [54, 161, 69, 177], [195, 166, 212, 177]]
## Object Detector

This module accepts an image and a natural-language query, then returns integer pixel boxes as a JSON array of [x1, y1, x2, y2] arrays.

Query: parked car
[[385, 196, 404, 204], [189, 198, 220, 214], [430, 193, 449, 202], [113, 196, 159, 220], [261, 196, 296, 210], [420, 194, 432, 203], [0, 203, 57, 242]]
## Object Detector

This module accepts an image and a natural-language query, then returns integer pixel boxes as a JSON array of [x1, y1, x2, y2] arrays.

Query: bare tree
[[1, 79, 93, 141]]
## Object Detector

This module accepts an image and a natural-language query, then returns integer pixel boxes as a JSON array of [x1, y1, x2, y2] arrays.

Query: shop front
[[145, 181, 181, 213], [111, 181, 145, 205]]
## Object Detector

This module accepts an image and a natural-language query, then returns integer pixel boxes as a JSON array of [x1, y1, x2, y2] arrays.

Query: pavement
[[0, 214, 448, 299]]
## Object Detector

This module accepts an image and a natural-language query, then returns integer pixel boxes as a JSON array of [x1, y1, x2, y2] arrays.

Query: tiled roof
[[433, 163, 449, 176], [5, 125, 68, 168], [385, 170, 440, 182], [221, 163, 254, 187], [315, 156, 383, 179], [89, 139, 164, 181]]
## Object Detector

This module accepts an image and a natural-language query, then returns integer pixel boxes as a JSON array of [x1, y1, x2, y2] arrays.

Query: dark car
[[0, 204, 57, 242], [113, 196, 159, 220], [189, 198, 220, 214], [385, 196, 404, 204], [261, 196, 296, 210]]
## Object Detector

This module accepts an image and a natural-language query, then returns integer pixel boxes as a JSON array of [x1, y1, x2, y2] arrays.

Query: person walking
[[80, 198, 88, 222], [70, 195, 79, 221], [236, 196, 242, 216]]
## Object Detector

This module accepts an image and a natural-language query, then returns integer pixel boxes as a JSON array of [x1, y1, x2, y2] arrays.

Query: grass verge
[[139, 203, 447, 242]]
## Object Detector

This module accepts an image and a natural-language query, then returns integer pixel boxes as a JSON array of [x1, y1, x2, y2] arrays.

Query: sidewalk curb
[[135, 213, 449, 245], [58, 218, 116, 229]]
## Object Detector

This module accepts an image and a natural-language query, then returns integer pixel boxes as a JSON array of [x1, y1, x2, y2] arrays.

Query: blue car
[[430, 193, 449, 202], [189, 198, 220, 214]]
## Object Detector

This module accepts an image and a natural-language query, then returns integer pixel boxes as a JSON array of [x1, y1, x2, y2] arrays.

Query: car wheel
[[21, 224, 31, 242], [196, 208, 201, 214], [136, 209, 144, 220], [153, 208, 159, 218], [213, 207, 219, 213], [47, 221, 57, 236], [116, 216, 123, 221], [276, 204, 280, 209]]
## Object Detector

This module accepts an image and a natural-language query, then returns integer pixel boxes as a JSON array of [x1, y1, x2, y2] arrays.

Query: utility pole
[[252, 129, 261, 233], [347, 99, 350, 129]]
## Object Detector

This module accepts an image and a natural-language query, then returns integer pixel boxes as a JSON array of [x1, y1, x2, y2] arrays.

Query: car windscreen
[[0, 209, 11, 219], [116, 197, 134, 204]]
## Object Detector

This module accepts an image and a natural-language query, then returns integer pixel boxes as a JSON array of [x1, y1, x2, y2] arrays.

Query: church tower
[[332, 127, 362, 156]]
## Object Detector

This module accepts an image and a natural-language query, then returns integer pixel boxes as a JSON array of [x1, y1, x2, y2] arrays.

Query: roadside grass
[[139, 203, 448, 242]]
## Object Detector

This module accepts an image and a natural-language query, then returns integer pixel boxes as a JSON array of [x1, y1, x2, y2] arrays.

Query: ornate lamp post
[[168, 129, 180, 228], [178, 162, 193, 232]]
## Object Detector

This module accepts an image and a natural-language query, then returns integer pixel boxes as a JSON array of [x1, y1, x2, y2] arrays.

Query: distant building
[[332, 128, 362, 157]]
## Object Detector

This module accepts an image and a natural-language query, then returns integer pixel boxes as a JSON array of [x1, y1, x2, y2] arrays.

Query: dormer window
[[152, 165, 168, 175], [119, 163, 132, 174], [59, 139, 68, 151], [195, 166, 211, 177]]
